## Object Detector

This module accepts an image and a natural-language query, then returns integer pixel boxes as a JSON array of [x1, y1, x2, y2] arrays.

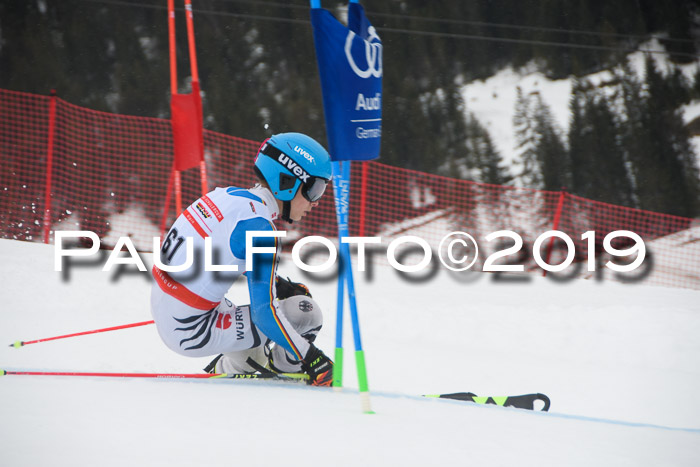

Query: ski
[[1, 368, 549, 411], [425, 392, 551, 411]]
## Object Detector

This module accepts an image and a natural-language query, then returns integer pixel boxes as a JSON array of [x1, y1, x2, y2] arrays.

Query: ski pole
[[8, 320, 155, 348], [0, 369, 309, 381]]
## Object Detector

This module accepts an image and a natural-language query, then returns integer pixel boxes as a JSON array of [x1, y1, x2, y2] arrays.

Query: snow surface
[[1, 238, 699, 466], [461, 39, 700, 169]]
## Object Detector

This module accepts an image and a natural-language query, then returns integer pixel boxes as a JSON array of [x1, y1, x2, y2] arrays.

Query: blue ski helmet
[[254, 132, 333, 203]]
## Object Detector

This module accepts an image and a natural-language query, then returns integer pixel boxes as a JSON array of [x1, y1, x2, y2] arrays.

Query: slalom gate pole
[[42, 89, 57, 245], [333, 240, 346, 390], [183, 0, 208, 196], [342, 242, 373, 413], [160, 162, 177, 236], [333, 161, 373, 414], [168, 0, 177, 97], [543, 188, 567, 277], [0, 369, 309, 381], [167, 0, 182, 215], [310, 0, 375, 412], [331, 160, 347, 390], [184, 0, 200, 85], [343, 5, 371, 415], [8, 320, 154, 348]]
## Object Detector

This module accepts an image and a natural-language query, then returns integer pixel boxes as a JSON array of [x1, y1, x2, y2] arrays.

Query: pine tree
[[568, 79, 635, 207], [638, 0, 698, 64], [513, 87, 568, 191], [533, 93, 569, 191], [439, 109, 509, 237], [621, 58, 700, 217], [467, 115, 512, 186], [513, 87, 541, 187], [440, 110, 510, 185], [642, 58, 700, 216]]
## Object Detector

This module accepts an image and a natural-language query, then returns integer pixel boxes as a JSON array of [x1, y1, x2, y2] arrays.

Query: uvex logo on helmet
[[278, 153, 311, 183], [294, 146, 314, 163]]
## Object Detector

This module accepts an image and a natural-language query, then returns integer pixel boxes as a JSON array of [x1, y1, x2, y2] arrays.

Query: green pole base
[[332, 347, 343, 388], [355, 350, 370, 393]]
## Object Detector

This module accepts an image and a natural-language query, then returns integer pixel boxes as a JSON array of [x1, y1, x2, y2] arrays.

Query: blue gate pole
[[332, 161, 373, 413], [331, 161, 347, 389]]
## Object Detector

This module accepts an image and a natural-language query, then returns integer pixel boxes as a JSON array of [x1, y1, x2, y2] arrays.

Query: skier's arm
[[230, 217, 310, 360]]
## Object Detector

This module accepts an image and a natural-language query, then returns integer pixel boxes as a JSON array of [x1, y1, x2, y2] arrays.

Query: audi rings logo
[[345, 26, 382, 79]]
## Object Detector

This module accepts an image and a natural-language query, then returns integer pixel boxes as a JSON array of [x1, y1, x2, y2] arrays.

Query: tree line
[[512, 57, 699, 217]]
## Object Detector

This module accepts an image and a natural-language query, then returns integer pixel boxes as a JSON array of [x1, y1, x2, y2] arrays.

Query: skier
[[204, 278, 324, 375], [150, 132, 334, 386]]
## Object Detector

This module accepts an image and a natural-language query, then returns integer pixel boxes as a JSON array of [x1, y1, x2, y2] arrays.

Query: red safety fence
[[1, 88, 699, 289]]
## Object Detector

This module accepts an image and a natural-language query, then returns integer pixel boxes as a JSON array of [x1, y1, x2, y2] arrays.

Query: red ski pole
[[8, 320, 155, 348], [0, 369, 212, 379], [0, 369, 309, 381]]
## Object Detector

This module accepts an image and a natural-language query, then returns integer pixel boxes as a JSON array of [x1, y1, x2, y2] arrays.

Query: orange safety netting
[[1, 88, 698, 289]]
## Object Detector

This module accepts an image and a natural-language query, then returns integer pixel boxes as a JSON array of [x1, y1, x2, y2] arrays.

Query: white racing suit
[[213, 295, 323, 374], [150, 185, 314, 361]]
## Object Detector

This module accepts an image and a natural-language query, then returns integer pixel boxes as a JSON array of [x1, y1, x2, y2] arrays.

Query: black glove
[[275, 276, 312, 300], [301, 344, 333, 387]]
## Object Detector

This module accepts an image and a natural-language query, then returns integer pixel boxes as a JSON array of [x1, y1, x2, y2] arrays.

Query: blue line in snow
[[372, 390, 700, 434], [13, 371, 699, 434]]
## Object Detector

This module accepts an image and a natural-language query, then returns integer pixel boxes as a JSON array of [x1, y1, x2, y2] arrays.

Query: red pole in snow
[[159, 161, 177, 237], [184, 0, 207, 196], [184, 0, 200, 86], [542, 188, 567, 277], [358, 163, 369, 237], [42, 90, 57, 244], [167, 0, 183, 217]]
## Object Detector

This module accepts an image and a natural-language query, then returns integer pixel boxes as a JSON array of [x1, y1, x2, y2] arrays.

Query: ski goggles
[[260, 142, 329, 203], [301, 176, 328, 203]]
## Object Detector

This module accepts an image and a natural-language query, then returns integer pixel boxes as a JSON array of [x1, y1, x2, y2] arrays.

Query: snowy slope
[[1, 238, 699, 466], [462, 39, 700, 169]]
